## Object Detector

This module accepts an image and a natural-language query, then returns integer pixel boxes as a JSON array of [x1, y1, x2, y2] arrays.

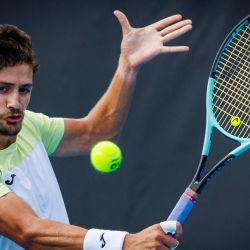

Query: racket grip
[[167, 188, 198, 224]]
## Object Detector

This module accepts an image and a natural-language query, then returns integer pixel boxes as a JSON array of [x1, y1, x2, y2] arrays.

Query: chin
[[0, 125, 22, 136], [0, 130, 20, 136]]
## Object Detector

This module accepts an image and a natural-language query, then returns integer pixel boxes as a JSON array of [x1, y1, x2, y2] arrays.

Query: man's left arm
[[54, 10, 192, 156], [55, 62, 137, 156]]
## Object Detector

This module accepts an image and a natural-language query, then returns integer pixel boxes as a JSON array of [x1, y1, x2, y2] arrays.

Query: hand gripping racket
[[167, 15, 250, 225]]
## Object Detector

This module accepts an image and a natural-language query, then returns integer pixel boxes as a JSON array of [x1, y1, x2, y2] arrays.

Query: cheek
[[22, 95, 31, 109], [0, 98, 7, 112]]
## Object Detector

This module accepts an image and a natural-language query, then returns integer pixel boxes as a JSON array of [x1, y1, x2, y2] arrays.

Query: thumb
[[113, 10, 131, 35], [160, 221, 177, 235]]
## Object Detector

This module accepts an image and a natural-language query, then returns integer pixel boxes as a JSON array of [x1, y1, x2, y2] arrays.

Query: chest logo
[[5, 174, 16, 185]]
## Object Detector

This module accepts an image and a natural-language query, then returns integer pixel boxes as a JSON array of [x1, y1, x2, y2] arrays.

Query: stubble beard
[[0, 121, 22, 136]]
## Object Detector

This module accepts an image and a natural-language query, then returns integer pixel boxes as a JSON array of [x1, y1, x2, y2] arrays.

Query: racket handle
[[167, 188, 199, 224]]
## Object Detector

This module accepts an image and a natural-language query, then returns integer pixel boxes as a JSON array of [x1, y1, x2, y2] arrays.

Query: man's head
[[0, 25, 37, 140], [0, 24, 38, 74]]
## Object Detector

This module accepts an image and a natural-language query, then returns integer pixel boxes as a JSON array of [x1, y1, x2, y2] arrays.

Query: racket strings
[[212, 22, 250, 138], [222, 31, 250, 137], [213, 29, 250, 114], [217, 47, 250, 136], [218, 55, 250, 89], [215, 39, 250, 131], [214, 28, 250, 107]]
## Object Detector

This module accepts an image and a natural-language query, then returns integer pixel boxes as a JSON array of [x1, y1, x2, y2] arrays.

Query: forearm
[[54, 55, 139, 156], [0, 193, 86, 249], [23, 219, 86, 250], [87, 55, 138, 141]]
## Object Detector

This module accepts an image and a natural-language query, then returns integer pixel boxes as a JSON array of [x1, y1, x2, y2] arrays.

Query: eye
[[19, 86, 32, 94], [0, 86, 10, 93]]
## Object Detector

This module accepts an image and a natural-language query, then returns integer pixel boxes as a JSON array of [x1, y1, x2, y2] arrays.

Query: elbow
[[84, 115, 121, 145]]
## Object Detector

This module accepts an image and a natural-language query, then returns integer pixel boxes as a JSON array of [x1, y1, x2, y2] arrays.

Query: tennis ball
[[90, 141, 122, 173]]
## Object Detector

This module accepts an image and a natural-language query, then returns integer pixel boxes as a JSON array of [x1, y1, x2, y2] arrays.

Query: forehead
[[0, 64, 33, 84]]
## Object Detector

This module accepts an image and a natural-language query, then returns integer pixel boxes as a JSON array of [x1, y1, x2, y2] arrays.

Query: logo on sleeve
[[100, 233, 106, 248], [5, 174, 16, 185]]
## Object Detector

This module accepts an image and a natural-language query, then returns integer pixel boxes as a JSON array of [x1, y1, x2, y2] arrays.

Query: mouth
[[5, 115, 23, 124]]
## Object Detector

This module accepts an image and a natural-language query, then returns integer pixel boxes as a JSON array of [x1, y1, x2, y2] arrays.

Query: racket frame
[[191, 77, 250, 193], [167, 15, 250, 224]]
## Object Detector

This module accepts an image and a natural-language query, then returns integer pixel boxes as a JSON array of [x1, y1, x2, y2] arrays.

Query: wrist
[[118, 55, 139, 78], [84, 228, 128, 250], [122, 233, 134, 250]]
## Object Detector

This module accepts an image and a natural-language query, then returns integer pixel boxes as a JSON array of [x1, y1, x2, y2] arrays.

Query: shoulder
[[21, 110, 45, 136], [21, 110, 65, 156], [16, 110, 45, 151], [23, 110, 46, 126]]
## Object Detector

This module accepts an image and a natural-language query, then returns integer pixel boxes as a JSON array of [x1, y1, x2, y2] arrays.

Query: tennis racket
[[167, 15, 250, 225]]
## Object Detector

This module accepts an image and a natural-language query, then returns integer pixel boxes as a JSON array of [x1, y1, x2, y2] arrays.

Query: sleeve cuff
[[0, 184, 11, 197]]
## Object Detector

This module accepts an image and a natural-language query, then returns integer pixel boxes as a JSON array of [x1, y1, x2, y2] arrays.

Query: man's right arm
[[0, 192, 86, 249], [0, 192, 181, 250]]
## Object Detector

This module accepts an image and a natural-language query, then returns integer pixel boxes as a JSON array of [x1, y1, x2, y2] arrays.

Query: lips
[[5, 115, 23, 124]]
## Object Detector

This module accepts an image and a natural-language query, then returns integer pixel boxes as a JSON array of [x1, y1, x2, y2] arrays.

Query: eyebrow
[[0, 81, 33, 86]]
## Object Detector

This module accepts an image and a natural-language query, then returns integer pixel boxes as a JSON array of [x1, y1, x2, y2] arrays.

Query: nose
[[6, 91, 22, 111]]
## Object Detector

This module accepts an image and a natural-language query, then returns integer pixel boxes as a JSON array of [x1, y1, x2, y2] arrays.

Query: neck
[[0, 135, 16, 150]]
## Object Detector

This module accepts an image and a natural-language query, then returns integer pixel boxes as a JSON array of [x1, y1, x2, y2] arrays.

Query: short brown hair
[[0, 24, 39, 74]]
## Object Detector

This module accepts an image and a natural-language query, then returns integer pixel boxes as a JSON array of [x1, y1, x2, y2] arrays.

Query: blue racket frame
[[203, 77, 250, 157], [166, 15, 250, 225]]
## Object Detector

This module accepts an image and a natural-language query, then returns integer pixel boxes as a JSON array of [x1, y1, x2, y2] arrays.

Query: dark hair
[[0, 24, 39, 74]]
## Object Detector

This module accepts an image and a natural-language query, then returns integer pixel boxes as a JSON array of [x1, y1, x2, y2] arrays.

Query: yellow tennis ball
[[90, 141, 122, 173]]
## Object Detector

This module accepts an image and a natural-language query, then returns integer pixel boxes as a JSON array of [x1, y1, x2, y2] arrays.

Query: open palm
[[114, 10, 192, 69]]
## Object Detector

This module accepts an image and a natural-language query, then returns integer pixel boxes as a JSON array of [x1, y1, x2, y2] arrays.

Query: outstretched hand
[[114, 10, 192, 69]]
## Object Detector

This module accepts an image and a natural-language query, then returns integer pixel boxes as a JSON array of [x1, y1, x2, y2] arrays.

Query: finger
[[175, 221, 183, 239], [160, 19, 192, 37], [113, 10, 132, 35], [151, 14, 183, 31], [161, 46, 190, 53], [162, 24, 192, 44], [159, 246, 169, 250], [162, 234, 180, 249]]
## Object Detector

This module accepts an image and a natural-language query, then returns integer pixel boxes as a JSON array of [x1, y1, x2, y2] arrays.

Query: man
[[0, 10, 192, 249]]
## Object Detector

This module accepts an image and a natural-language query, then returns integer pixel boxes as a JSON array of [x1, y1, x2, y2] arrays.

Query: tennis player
[[0, 10, 191, 250]]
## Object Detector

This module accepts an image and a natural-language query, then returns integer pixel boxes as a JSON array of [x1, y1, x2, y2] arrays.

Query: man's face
[[0, 64, 33, 136]]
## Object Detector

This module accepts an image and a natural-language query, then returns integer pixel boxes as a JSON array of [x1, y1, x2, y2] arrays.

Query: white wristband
[[83, 228, 128, 250]]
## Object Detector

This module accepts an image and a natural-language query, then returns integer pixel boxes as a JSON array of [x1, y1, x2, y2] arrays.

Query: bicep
[[0, 192, 38, 246]]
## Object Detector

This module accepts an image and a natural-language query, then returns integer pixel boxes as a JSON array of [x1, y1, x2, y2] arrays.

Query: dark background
[[2, 0, 250, 249]]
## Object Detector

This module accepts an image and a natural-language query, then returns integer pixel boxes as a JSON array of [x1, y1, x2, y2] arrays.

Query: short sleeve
[[24, 111, 65, 156], [0, 183, 11, 197]]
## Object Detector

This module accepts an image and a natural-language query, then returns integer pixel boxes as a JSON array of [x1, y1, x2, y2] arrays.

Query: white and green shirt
[[0, 110, 69, 249]]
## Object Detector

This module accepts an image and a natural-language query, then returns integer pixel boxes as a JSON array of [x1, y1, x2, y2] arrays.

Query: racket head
[[202, 15, 250, 156], [167, 16, 250, 223]]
